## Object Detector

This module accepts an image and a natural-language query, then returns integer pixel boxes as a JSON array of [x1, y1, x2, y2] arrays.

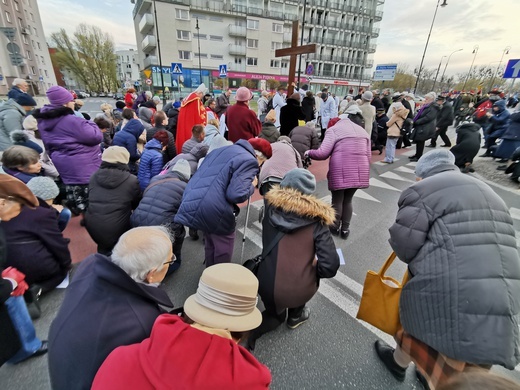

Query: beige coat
[[386, 107, 409, 138], [358, 102, 376, 136]]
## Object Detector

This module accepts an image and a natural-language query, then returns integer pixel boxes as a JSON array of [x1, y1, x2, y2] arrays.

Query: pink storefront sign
[[211, 70, 288, 81]]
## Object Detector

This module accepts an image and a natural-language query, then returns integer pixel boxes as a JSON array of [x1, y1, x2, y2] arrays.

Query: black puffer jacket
[[450, 123, 481, 167], [301, 96, 315, 122], [436, 101, 454, 128], [411, 103, 440, 141], [279, 98, 306, 137], [85, 163, 141, 253], [167, 107, 179, 138], [289, 125, 320, 159]]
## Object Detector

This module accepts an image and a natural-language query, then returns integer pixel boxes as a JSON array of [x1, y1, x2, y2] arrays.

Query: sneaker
[[426, 144, 436, 148], [287, 307, 310, 329], [409, 157, 419, 162], [440, 144, 451, 148], [30, 340, 48, 359], [340, 229, 350, 240], [329, 226, 340, 236], [381, 160, 393, 164], [374, 340, 407, 381]]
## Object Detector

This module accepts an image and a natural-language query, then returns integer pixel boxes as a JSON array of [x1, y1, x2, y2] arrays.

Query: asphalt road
[[1, 130, 519, 389]]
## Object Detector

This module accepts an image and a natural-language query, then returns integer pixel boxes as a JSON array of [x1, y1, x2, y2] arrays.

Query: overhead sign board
[[503, 59, 520, 79], [374, 63, 397, 81]]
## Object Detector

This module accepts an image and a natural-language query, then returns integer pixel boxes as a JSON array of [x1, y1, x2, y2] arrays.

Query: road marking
[[380, 171, 414, 183], [333, 270, 363, 296], [354, 189, 381, 203], [369, 178, 401, 192], [395, 166, 416, 174], [243, 227, 263, 248], [406, 162, 417, 167]]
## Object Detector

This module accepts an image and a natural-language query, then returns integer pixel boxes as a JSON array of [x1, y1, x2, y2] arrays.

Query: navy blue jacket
[[175, 139, 259, 235], [48, 254, 173, 390], [502, 111, 520, 141], [112, 119, 143, 162], [137, 138, 164, 191], [489, 100, 511, 138]]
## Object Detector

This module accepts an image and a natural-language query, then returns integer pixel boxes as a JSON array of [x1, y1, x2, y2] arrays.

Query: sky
[[38, 0, 520, 81]]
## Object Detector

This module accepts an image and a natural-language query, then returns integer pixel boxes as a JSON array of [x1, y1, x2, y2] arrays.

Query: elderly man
[[319, 92, 337, 140], [359, 91, 376, 138], [215, 88, 231, 117], [176, 83, 207, 154], [7, 78, 29, 100], [48, 226, 175, 390], [0, 94, 37, 151]]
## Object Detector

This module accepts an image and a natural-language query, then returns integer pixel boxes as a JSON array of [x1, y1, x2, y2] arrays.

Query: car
[[107, 92, 114, 98], [90, 92, 98, 97], [98, 92, 106, 97], [113, 93, 124, 100]]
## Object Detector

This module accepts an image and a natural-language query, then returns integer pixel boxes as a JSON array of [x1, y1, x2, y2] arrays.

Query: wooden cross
[[275, 20, 316, 96]]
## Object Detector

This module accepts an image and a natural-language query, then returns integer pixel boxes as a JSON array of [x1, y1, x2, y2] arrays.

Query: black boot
[[415, 368, 430, 390], [340, 223, 350, 239], [287, 307, 310, 329], [329, 226, 340, 236], [189, 228, 199, 240], [374, 340, 407, 381]]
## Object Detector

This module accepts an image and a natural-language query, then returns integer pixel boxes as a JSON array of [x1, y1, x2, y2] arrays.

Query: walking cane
[[240, 196, 252, 262]]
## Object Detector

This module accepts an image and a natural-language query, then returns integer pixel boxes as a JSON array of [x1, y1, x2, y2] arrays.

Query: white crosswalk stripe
[[354, 189, 381, 203], [395, 166, 416, 174], [380, 171, 414, 182], [369, 178, 401, 192]]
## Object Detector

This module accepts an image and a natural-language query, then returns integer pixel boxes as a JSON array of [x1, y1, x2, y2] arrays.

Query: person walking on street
[[428, 96, 454, 148], [409, 92, 440, 162], [319, 92, 337, 141], [226, 87, 262, 143]]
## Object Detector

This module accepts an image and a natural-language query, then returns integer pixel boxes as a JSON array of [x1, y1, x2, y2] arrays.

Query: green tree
[[371, 64, 416, 92], [266, 78, 280, 90], [51, 24, 118, 93], [241, 78, 257, 89]]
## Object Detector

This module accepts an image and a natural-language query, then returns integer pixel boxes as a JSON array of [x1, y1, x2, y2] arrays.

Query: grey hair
[[13, 78, 27, 86], [111, 226, 173, 282], [255, 149, 266, 160], [425, 92, 437, 101]]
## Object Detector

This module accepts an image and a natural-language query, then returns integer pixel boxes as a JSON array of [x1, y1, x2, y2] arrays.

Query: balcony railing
[[142, 35, 156, 53], [228, 24, 246, 37], [139, 13, 154, 35], [228, 44, 246, 56]]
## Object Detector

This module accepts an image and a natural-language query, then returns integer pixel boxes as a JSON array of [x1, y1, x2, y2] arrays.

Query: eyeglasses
[[163, 253, 177, 266]]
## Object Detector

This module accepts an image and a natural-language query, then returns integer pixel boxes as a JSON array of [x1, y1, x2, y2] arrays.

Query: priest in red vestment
[[176, 83, 207, 154]]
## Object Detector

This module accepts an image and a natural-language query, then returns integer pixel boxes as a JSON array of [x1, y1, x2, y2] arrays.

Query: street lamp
[[462, 45, 479, 92], [297, 0, 308, 87], [414, 0, 448, 93], [489, 46, 511, 91], [152, 0, 166, 105], [195, 18, 202, 84], [432, 55, 446, 92], [440, 48, 463, 91]]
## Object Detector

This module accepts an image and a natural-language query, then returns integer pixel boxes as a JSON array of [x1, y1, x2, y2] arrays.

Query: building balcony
[[371, 27, 380, 38], [143, 55, 158, 69], [229, 63, 246, 72], [139, 13, 154, 34], [283, 32, 292, 43], [375, 10, 384, 21], [228, 24, 246, 37], [228, 44, 246, 56], [368, 44, 377, 53], [132, 0, 151, 19], [248, 7, 264, 17], [265, 10, 284, 20], [142, 35, 157, 53]]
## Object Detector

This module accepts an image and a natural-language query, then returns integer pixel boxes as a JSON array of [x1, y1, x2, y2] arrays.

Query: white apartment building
[[131, 0, 383, 95], [0, 0, 57, 95], [116, 48, 141, 88]]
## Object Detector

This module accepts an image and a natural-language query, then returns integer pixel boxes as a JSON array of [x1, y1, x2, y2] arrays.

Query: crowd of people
[[0, 80, 519, 390]]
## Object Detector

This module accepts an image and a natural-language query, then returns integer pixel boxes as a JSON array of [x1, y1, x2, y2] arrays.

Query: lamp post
[[152, 0, 166, 105], [489, 46, 511, 91], [195, 18, 202, 85], [440, 48, 463, 91], [432, 55, 446, 92], [413, 0, 448, 94], [297, 0, 308, 87], [462, 45, 479, 92]]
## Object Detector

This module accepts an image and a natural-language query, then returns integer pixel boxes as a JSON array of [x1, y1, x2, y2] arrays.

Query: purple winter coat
[[33, 105, 103, 185], [308, 118, 370, 190]]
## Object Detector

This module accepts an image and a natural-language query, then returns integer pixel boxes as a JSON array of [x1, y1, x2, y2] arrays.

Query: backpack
[[473, 100, 492, 121], [266, 97, 274, 113]]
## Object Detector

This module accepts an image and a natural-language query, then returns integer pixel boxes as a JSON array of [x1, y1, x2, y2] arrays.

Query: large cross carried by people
[[275, 20, 316, 96]]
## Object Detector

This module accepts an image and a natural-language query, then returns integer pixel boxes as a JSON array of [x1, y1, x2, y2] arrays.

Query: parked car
[[91, 92, 98, 97], [74, 90, 90, 99], [98, 92, 106, 97], [113, 93, 124, 100], [107, 92, 114, 98]]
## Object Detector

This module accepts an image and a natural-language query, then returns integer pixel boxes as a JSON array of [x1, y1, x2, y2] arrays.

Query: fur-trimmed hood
[[265, 186, 335, 230], [32, 106, 74, 120]]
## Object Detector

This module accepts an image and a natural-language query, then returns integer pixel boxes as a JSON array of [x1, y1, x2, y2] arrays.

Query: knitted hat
[[15, 94, 37, 107], [171, 159, 191, 181], [102, 146, 130, 164], [173, 101, 181, 109], [23, 115, 38, 131], [235, 87, 253, 102], [46, 86, 74, 105], [415, 149, 456, 179], [265, 109, 276, 123], [26, 176, 59, 200], [0, 174, 38, 207], [248, 137, 272, 159], [280, 168, 316, 195], [152, 96, 161, 102], [362, 91, 373, 101], [345, 105, 362, 115], [9, 130, 43, 154]]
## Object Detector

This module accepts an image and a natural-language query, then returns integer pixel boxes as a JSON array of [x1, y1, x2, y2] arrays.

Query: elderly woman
[[409, 92, 440, 161], [375, 150, 520, 389], [93, 264, 272, 389], [306, 116, 370, 239], [32, 86, 103, 215], [48, 226, 175, 390], [258, 109, 280, 143], [0, 175, 48, 366], [382, 102, 409, 164]]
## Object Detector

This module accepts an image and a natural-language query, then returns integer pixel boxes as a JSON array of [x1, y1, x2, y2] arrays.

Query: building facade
[[0, 0, 57, 95], [131, 0, 383, 96], [116, 49, 141, 89]]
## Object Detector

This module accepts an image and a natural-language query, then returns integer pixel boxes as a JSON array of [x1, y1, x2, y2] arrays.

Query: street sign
[[219, 64, 227, 78], [143, 69, 152, 79], [171, 62, 183, 74], [134, 81, 140, 86], [0, 27, 16, 40], [39, 76, 44, 81], [6, 42, 20, 54], [374, 63, 397, 81], [145, 78, 152, 85], [0, 75, 3, 81], [503, 59, 520, 79], [306, 64, 314, 75]]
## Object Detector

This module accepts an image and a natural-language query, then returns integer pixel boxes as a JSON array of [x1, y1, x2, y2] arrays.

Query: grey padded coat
[[389, 163, 520, 368]]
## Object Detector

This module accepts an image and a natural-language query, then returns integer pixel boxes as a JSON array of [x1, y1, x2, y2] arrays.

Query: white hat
[[194, 83, 207, 94]]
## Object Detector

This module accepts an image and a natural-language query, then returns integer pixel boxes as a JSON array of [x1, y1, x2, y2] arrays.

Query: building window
[[234, 58, 242, 64], [193, 33, 207, 40], [14, 0, 20, 11], [209, 16, 223, 22], [246, 19, 259, 30], [271, 42, 282, 50], [270, 60, 280, 68], [194, 53, 208, 58], [26, 50, 32, 59], [247, 57, 257, 66], [247, 39, 258, 49], [44, 70, 48, 77], [178, 50, 190, 60], [281, 62, 289, 69], [2, 0, 8, 4], [209, 35, 223, 41], [177, 30, 190, 40], [5, 11, 11, 23], [22, 34, 28, 44], [31, 66, 36, 74], [30, 12, 34, 21], [211, 54, 223, 59], [18, 17, 23, 26], [40, 55, 44, 64], [37, 41, 41, 50], [272, 23, 283, 33], [32, 27, 37, 36], [175, 9, 189, 20]]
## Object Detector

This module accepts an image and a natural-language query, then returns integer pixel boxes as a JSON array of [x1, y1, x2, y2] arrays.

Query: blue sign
[[152, 66, 173, 74], [39, 76, 44, 81], [0, 74, 3, 81], [134, 81, 140, 86], [374, 63, 397, 81], [219, 64, 227, 78], [171, 62, 183, 74], [503, 59, 520, 79], [306, 64, 314, 75]]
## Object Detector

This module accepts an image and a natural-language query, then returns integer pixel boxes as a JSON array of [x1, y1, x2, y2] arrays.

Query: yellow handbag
[[356, 252, 409, 335]]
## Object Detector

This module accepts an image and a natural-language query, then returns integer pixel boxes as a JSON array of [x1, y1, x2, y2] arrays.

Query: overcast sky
[[39, 0, 519, 79]]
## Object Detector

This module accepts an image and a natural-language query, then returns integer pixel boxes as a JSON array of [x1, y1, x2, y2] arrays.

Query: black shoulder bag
[[243, 231, 284, 275]]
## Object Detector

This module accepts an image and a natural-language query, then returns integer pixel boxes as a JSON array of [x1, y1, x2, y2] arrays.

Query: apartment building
[[0, 0, 57, 95], [116, 49, 141, 88], [131, 0, 383, 95]]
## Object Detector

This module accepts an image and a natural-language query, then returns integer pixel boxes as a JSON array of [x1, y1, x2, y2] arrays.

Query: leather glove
[[11, 280, 29, 297], [2, 267, 26, 285]]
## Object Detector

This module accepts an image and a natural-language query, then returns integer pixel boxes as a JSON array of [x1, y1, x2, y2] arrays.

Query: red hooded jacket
[[92, 314, 271, 390]]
